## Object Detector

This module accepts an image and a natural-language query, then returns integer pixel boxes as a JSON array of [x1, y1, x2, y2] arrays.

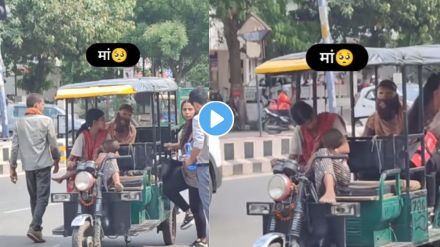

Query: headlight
[[268, 174, 292, 201], [74, 172, 95, 192], [247, 202, 272, 215]]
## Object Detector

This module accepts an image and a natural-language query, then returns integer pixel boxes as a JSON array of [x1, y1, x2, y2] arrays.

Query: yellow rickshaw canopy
[[55, 85, 136, 99], [255, 58, 310, 74], [55, 77, 178, 100]]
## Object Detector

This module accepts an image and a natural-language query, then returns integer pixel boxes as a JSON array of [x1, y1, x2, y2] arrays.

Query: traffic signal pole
[[318, 0, 337, 113], [0, 0, 9, 138]]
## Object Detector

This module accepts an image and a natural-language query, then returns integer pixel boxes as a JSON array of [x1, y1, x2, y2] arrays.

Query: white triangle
[[210, 110, 224, 128]]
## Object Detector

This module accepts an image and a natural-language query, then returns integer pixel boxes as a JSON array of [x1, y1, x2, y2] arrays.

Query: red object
[[411, 131, 438, 167], [67, 179, 75, 193], [66, 129, 108, 192], [82, 129, 108, 160], [301, 113, 345, 163], [268, 100, 278, 111], [277, 92, 291, 111], [232, 90, 241, 97]]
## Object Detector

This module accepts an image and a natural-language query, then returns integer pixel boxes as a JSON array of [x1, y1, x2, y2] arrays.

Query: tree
[[0, 0, 135, 92], [132, 0, 209, 83], [210, 0, 318, 126], [293, 0, 440, 47], [185, 55, 209, 87]]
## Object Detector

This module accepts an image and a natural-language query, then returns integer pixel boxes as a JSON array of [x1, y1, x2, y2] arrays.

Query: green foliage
[[143, 21, 188, 63], [0, 0, 135, 92], [294, 0, 440, 47], [185, 55, 208, 86], [133, 0, 208, 83]]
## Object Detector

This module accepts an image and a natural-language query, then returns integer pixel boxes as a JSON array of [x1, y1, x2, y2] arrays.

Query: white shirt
[[192, 114, 209, 164]]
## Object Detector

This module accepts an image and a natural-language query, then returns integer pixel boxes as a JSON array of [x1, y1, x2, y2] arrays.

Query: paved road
[[211, 174, 272, 247], [0, 171, 196, 247]]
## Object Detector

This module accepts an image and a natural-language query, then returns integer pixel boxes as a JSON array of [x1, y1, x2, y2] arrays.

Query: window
[[43, 107, 59, 118], [366, 90, 375, 101]]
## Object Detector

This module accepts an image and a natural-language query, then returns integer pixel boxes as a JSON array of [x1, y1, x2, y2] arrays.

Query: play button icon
[[199, 101, 234, 136], [211, 110, 224, 128]]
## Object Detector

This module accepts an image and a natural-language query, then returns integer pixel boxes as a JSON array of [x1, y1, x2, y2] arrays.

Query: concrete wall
[[220, 131, 294, 176]]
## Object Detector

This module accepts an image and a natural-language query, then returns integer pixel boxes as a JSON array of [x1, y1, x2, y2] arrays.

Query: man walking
[[10, 93, 60, 243]]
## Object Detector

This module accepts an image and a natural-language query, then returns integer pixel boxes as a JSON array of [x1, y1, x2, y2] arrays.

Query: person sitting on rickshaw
[[53, 109, 112, 192], [107, 104, 137, 145], [53, 139, 124, 192], [277, 86, 292, 118], [289, 101, 347, 167], [307, 128, 351, 203], [363, 80, 404, 136], [94, 140, 124, 191], [408, 73, 440, 207]]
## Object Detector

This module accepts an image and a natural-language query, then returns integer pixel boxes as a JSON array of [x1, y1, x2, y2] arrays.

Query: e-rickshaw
[[51, 77, 181, 246], [247, 45, 440, 247]]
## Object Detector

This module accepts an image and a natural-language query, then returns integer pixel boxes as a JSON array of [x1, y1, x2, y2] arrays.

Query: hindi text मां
[[319, 49, 335, 64]]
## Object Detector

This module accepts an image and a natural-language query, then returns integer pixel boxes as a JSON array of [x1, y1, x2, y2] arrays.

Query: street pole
[[318, 0, 337, 113], [0, 46, 8, 138], [256, 74, 262, 137]]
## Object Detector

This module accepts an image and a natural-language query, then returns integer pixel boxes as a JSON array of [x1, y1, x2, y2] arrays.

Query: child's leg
[[52, 170, 76, 184]]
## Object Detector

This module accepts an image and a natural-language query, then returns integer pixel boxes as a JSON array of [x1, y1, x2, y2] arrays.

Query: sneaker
[[190, 239, 208, 247], [181, 211, 194, 230], [27, 227, 46, 243]]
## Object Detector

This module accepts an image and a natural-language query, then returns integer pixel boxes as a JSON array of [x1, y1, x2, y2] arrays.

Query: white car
[[354, 84, 420, 119]]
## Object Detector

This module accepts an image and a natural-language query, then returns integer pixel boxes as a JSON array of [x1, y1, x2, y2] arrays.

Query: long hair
[[179, 100, 194, 150], [290, 101, 314, 125], [76, 108, 105, 138], [408, 73, 440, 134]]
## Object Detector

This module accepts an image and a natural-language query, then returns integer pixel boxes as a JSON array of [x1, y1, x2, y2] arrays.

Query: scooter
[[262, 107, 290, 134]]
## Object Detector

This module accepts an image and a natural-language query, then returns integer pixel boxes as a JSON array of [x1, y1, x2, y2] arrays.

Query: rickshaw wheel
[[72, 220, 93, 247], [160, 206, 177, 245]]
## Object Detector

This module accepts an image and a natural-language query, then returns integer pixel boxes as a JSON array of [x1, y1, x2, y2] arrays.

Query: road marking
[[223, 173, 271, 181], [3, 203, 60, 214], [52, 244, 60, 247]]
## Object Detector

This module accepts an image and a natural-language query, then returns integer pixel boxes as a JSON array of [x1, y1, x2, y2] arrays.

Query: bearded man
[[107, 104, 137, 144], [363, 80, 404, 136]]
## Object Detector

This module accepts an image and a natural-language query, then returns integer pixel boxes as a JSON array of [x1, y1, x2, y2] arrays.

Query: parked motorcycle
[[262, 107, 290, 134], [247, 158, 360, 247]]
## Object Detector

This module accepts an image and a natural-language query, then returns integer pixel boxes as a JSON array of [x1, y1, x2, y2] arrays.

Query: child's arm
[[93, 146, 103, 161]]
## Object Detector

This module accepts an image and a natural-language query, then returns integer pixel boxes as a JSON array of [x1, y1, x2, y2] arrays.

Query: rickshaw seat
[[117, 143, 153, 172], [117, 156, 135, 172], [132, 143, 153, 170], [336, 179, 421, 198], [120, 175, 144, 188]]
